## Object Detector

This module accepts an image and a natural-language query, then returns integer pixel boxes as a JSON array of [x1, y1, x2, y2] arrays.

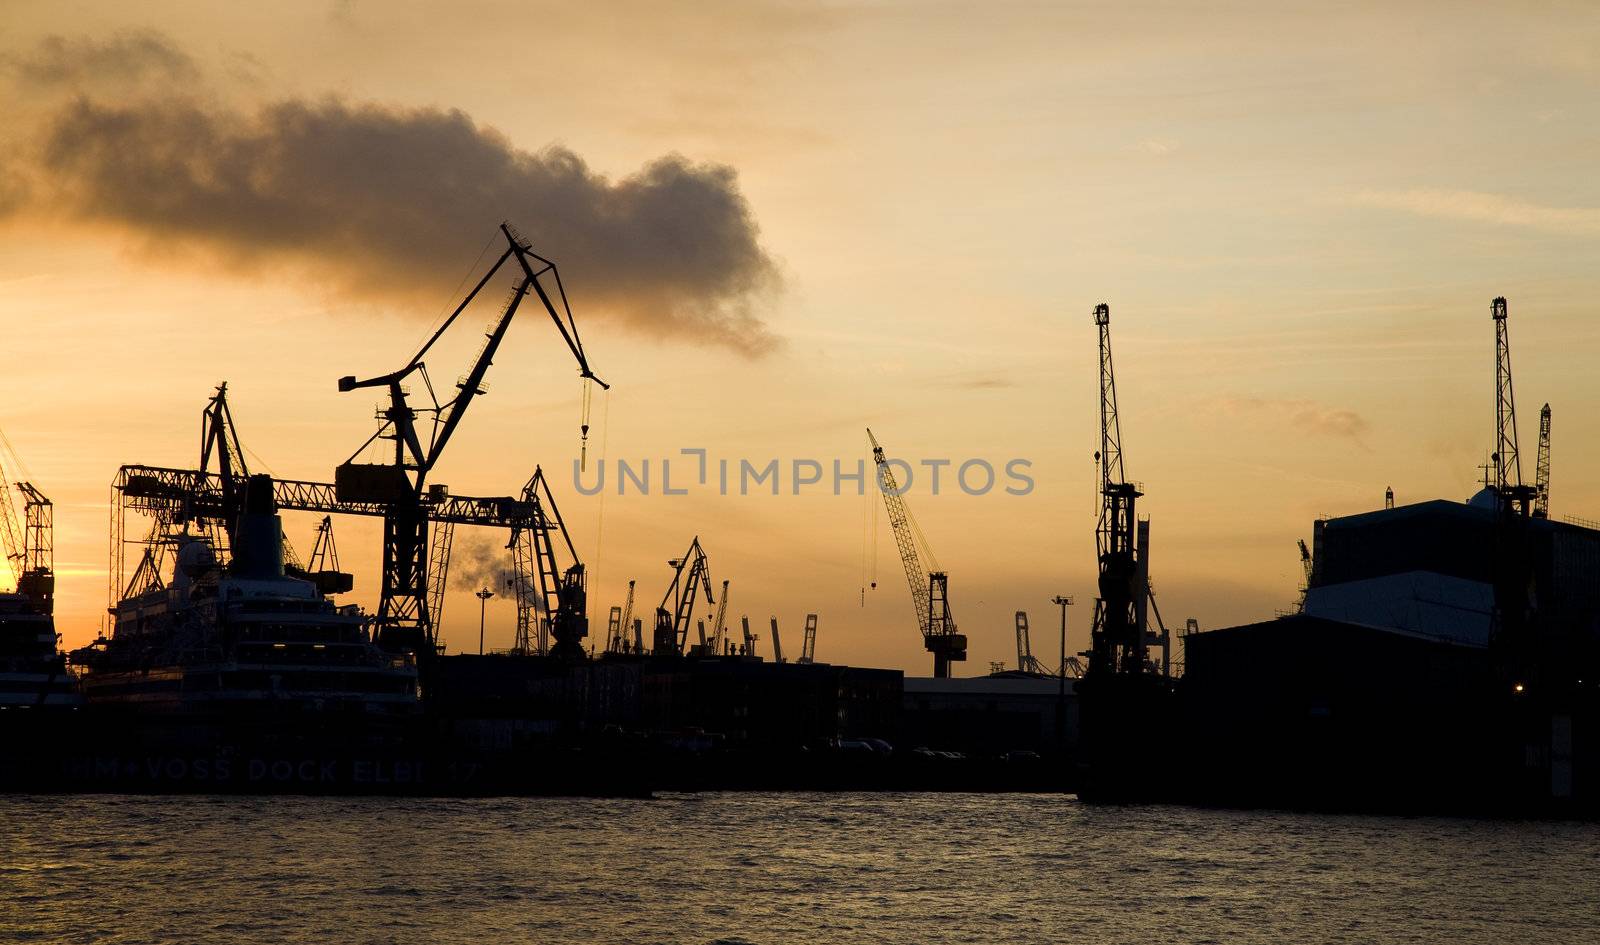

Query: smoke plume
[[449, 533, 513, 595], [0, 32, 783, 355]]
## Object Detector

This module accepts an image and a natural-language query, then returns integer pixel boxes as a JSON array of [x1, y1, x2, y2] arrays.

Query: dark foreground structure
[[1084, 496, 1600, 817]]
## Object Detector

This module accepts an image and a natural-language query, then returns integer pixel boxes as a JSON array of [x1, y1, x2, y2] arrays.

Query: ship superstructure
[[76, 475, 419, 719]]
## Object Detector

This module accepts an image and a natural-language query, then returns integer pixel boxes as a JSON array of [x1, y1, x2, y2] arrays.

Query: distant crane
[[1489, 297, 1537, 518], [1088, 303, 1147, 678], [770, 616, 784, 663], [607, 579, 637, 654], [1534, 403, 1552, 519], [797, 613, 818, 664], [0, 431, 53, 615], [653, 537, 713, 656], [867, 428, 966, 677], [507, 466, 587, 659], [1296, 539, 1314, 612], [710, 581, 731, 653], [740, 615, 757, 657], [1015, 611, 1051, 675], [334, 222, 606, 657]]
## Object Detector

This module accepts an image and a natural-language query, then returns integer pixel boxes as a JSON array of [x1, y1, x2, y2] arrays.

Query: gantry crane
[[868, 428, 966, 677], [1088, 304, 1146, 678], [1534, 403, 1552, 519], [1015, 611, 1050, 675], [653, 537, 713, 656], [333, 222, 605, 655], [0, 431, 53, 615]]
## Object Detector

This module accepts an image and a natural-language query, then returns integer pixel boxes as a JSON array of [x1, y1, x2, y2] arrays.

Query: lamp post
[[1051, 595, 1074, 754], [476, 587, 495, 655]]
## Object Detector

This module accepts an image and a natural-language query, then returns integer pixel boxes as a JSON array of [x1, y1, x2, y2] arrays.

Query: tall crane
[[867, 428, 966, 677], [1534, 403, 1552, 519], [334, 222, 606, 656], [653, 537, 713, 656], [0, 431, 52, 616], [1088, 303, 1146, 678], [1490, 297, 1536, 518]]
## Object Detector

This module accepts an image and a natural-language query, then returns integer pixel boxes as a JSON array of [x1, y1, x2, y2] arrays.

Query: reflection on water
[[5, 793, 1599, 944]]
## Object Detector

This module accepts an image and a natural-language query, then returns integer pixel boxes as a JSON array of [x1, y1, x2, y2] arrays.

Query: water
[[4, 793, 1598, 944]]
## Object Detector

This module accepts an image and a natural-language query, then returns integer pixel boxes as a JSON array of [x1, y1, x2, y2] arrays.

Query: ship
[[72, 474, 420, 721]]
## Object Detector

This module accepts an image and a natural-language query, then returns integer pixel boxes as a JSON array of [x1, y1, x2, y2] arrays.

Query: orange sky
[[2, 1, 1599, 674]]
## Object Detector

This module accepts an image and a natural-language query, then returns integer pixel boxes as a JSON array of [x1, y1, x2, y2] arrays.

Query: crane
[[507, 466, 587, 659], [710, 581, 731, 654], [1490, 297, 1536, 518], [0, 430, 53, 616], [770, 616, 784, 663], [609, 580, 636, 654], [797, 613, 818, 664], [303, 515, 354, 596], [653, 537, 713, 656], [1296, 539, 1313, 612], [1534, 403, 1552, 519], [1015, 611, 1051, 675], [1088, 303, 1146, 678], [334, 222, 606, 656], [867, 428, 966, 677]]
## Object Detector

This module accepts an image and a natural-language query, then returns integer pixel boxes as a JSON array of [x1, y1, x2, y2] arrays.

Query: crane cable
[[590, 386, 611, 628]]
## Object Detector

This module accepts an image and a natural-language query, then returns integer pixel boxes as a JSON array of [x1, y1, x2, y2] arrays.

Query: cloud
[[955, 376, 1014, 390], [1216, 396, 1370, 440], [1352, 189, 1600, 236], [1, 33, 783, 356], [1, 30, 198, 88]]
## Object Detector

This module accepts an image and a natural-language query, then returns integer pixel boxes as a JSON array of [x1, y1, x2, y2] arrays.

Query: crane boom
[[868, 428, 966, 677]]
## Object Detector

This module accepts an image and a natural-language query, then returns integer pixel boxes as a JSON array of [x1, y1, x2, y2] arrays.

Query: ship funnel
[[231, 474, 285, 579]]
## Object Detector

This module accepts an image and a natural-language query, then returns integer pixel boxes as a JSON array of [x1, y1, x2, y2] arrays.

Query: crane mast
[[1491, 297, 1536, 517], [1089, 303, 1146, 678], [868, 428, 966, 677], [1534, 404, 1552, 519]]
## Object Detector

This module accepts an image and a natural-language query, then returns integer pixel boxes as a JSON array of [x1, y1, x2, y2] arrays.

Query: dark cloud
[[3, 35, 783, 356], [2, 31, 198, 88]]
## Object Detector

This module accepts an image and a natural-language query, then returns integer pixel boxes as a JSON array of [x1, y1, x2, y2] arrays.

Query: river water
[[4, 792, 1598, 943]]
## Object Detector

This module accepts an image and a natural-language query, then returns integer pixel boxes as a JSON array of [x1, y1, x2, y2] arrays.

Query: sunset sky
[[3, 1, 1599, 674]]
